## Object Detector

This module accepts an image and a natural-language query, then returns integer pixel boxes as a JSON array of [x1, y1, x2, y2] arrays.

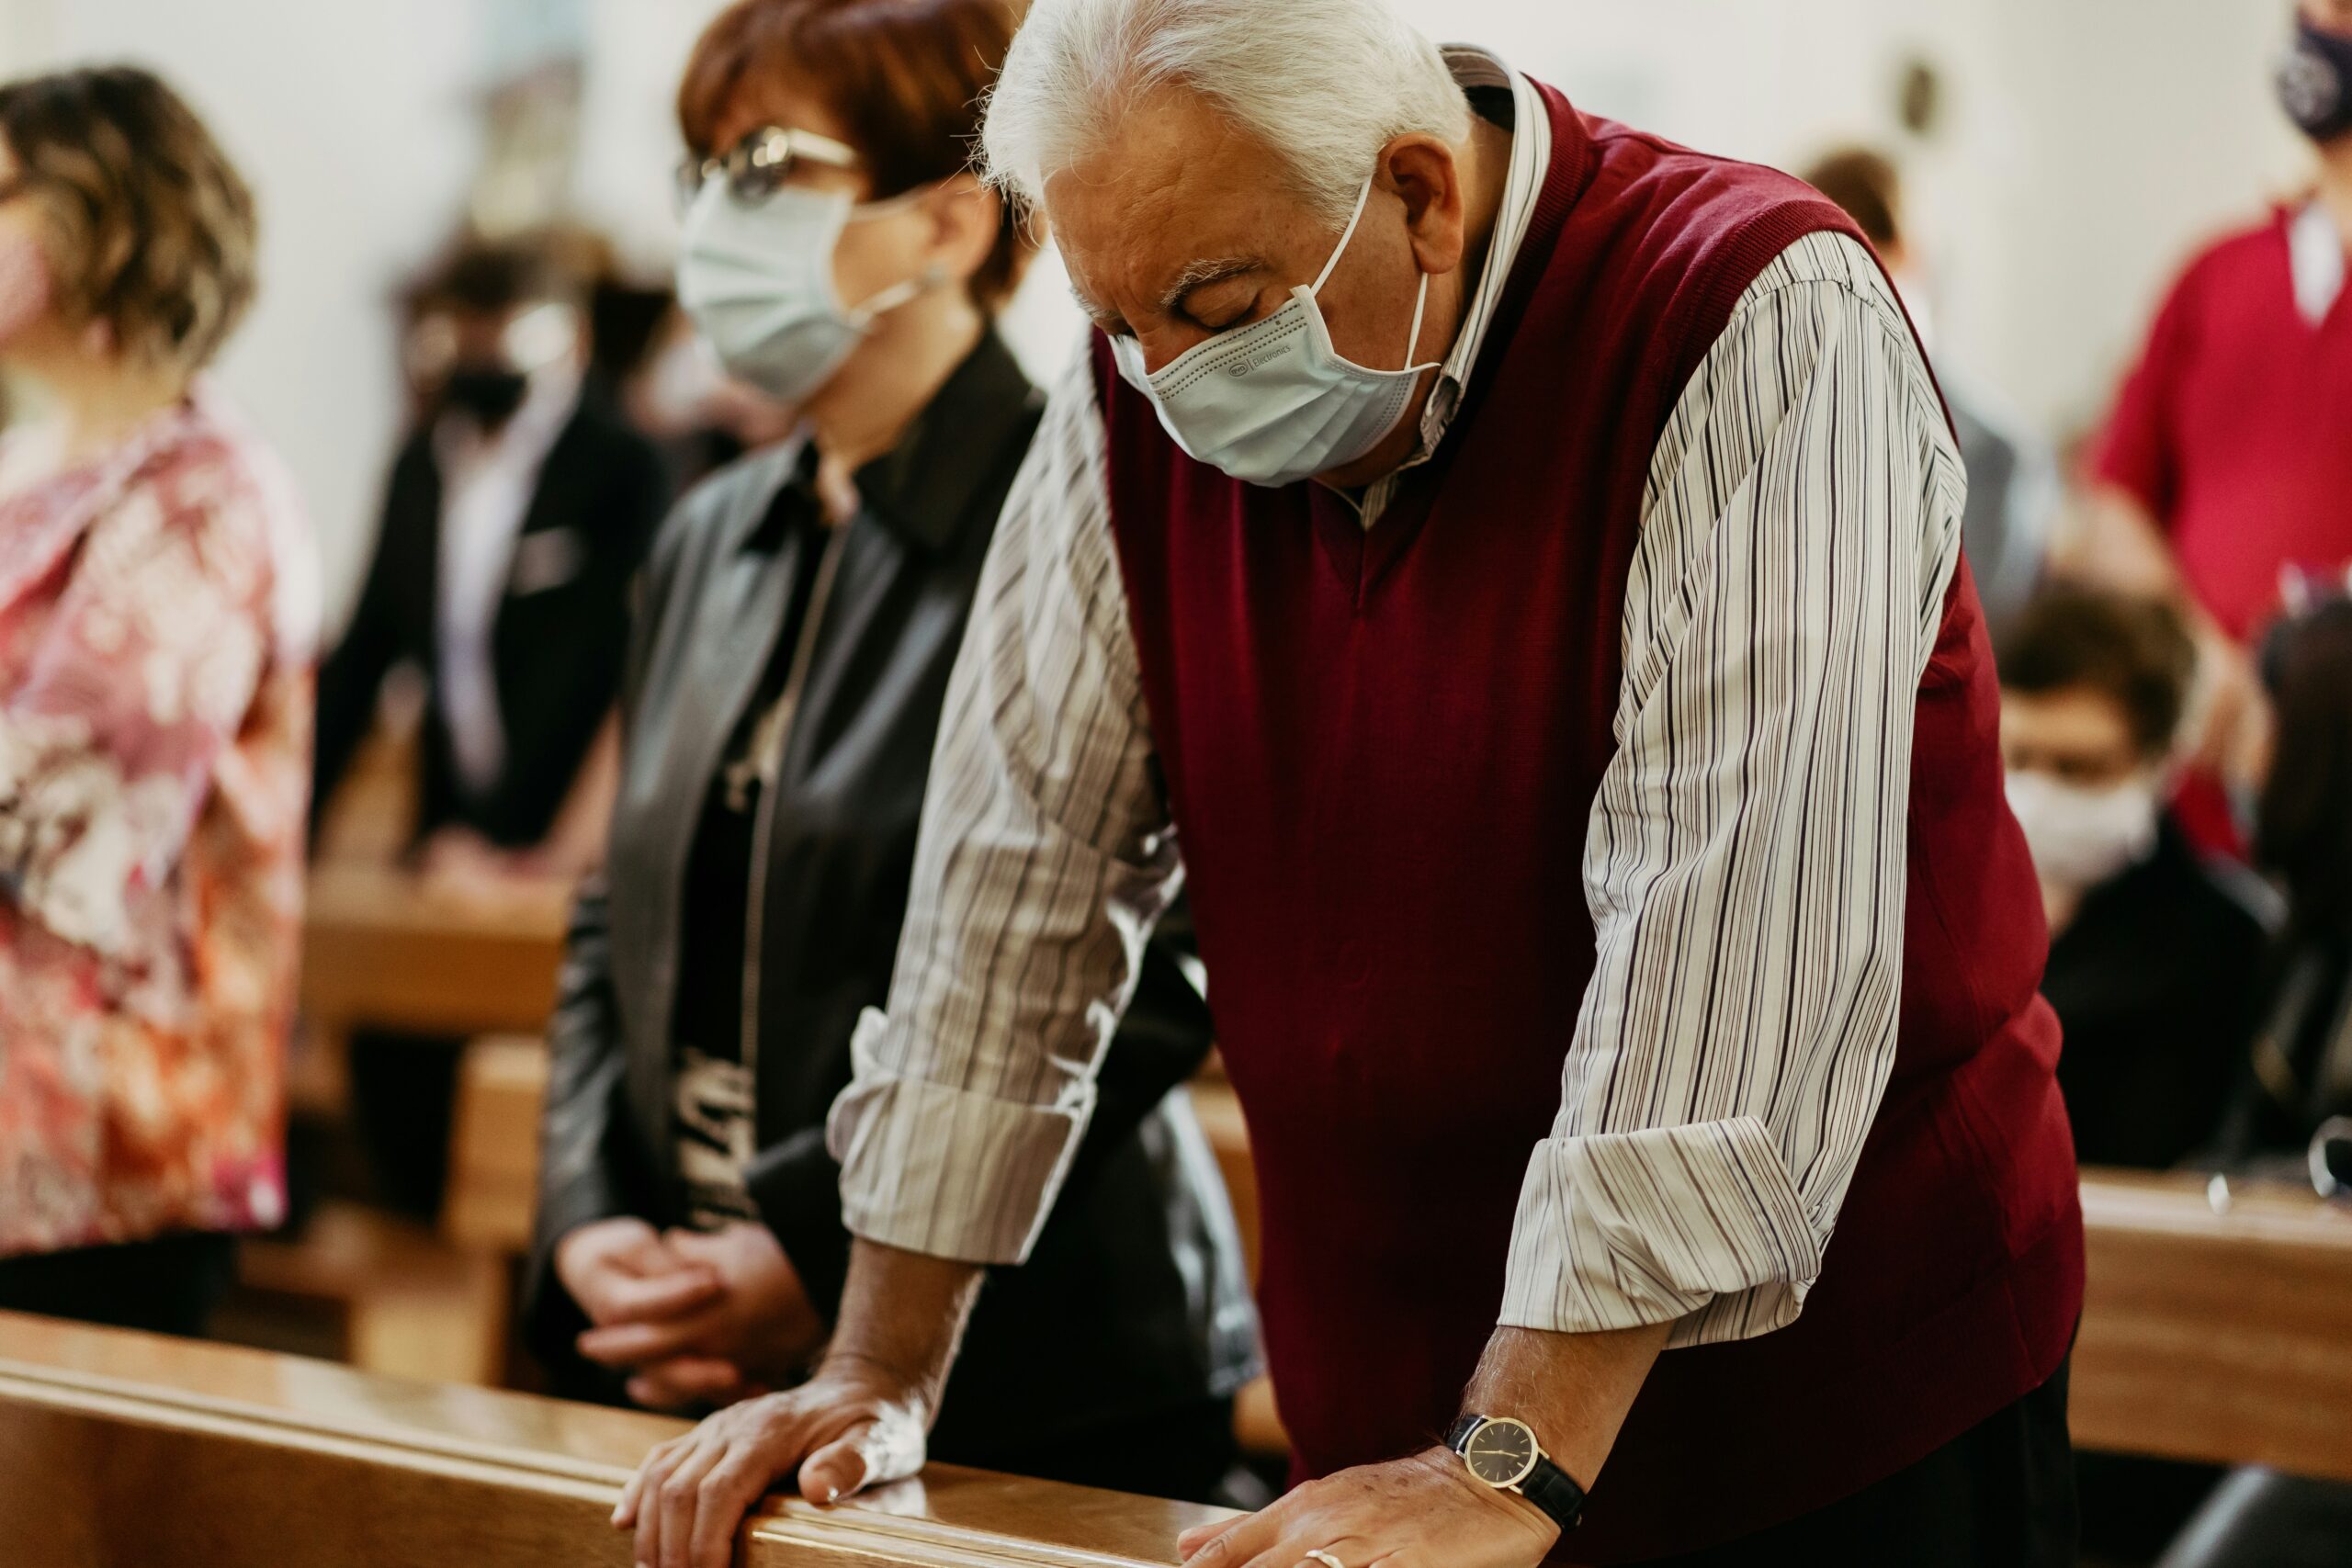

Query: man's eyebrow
[[1157, 256, 1262, 316]]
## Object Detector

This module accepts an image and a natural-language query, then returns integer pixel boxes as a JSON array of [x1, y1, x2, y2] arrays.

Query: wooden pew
[[302, 864, 570, 1048], [1189, 1081, 2352, 1478], [2071, 1169, 2352, 1481], [0, 1311, 1227, 1568], [303, 878, 2352, 1486]]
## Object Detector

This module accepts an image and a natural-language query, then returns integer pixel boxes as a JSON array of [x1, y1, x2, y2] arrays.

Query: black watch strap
[[1445, 1416, 1586, 1534], [1517, 1456, 1586, 1532]]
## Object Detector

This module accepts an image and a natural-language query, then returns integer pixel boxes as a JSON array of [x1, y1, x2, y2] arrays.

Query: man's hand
[[609, 1238, 985, 1568], [613, 1353, 929, 1568], [555, 1218, 723, 1329], [1182, 1318, 1673, 1568], [1175, 1448, 1558, 1568], [574, 1223, 826, 1403]]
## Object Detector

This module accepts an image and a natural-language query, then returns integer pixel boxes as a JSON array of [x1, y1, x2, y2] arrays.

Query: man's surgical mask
[[2280, 14, 2352, 143], [2005, 770, 2161, 893], [1112, 175, 1440, 489], [677, 179, 936, 405]]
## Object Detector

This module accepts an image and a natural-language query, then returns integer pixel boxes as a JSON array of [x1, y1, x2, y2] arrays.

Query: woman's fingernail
[[826, 1485, 841, 1505]]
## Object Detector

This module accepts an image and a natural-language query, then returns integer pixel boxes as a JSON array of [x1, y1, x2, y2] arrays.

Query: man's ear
[[1381, 133, 1467, 277]]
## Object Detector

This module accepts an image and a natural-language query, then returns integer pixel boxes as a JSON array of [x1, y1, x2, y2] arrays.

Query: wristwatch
[[1445, 1414, 1586, 1533]]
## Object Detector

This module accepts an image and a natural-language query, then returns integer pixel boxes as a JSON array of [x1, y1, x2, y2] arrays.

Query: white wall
[[1391, 0, 2312, 437]]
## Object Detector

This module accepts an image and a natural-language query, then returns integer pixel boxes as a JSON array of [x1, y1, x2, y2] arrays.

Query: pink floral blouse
[[0, 389, 316, 1257]]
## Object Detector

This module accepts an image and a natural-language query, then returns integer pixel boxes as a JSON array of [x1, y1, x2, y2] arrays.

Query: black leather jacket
[[525, 333, 1258, 1457]]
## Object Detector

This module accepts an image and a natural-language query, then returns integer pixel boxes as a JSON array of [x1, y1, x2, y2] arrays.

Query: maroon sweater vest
[[1095, 85, 2083, 1561]]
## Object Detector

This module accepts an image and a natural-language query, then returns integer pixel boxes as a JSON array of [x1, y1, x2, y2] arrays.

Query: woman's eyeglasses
[[675, 125, 860, 211]]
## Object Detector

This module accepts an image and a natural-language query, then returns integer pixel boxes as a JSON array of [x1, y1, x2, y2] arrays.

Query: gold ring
[[1304, 1553, 1346, 1568]]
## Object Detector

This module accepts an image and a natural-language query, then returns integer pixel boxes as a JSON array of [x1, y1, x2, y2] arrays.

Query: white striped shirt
[[826, 73, 1966, 1345]]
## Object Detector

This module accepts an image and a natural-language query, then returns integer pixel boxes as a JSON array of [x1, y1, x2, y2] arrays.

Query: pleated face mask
[[1110, 175, 1439, 490], [676, 177, 935, 405]]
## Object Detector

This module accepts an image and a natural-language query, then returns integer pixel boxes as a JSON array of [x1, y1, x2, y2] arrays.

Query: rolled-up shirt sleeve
[[827, 343, 1180, 1266], [1499, 232, 1966, 1347]]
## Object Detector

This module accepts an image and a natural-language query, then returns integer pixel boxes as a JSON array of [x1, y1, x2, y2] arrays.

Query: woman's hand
[[554, 1218, 724, 1329], [612, 1353, 931, 1568], [574, 1223, 826, 1404], [1174, 1449, 1559, 1568]]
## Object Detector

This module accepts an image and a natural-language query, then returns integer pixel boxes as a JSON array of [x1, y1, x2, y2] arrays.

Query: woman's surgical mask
[[2005, 770, 2161, 893], [1111, 175, 1440, 489], [676, 177, 938, 405]]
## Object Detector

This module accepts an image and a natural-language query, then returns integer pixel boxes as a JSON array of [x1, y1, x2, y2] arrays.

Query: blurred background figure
[[621, 300, 800, 491], [310, 234, 668, 1221], [1998, 584, 2272, 1171], [2075, 0, 2352, 846], [1804, 143, 2059, 633], [0, 65, 315, 1334], [312, 235, 666, 886], [2225, 583, 2352, 1160], [524, 0, 1257, 1504]]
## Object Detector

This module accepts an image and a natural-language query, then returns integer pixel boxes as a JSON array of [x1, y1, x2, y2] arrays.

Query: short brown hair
[[1998, 583, 2198, 759], [0, 65, 258, 373], [1802, 146, 1904, 254], [678, 0, 1031, 310]]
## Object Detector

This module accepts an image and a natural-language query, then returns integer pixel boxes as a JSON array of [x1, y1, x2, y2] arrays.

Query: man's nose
[[1132, 322, 1216, 376]]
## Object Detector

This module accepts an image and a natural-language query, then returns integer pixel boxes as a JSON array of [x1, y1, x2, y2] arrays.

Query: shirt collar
[[2290, 198, 2346, 326], [1339, 46, 1549, 526], [1407, 46, 1553, 467], [743, 329, 1039, 555]]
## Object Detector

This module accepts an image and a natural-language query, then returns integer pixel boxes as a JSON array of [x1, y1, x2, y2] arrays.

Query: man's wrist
[[1419, 1445, 1561, 1540]]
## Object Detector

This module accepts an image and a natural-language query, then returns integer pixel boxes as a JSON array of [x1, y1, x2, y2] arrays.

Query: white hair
[[979, 0, 1474, 225]]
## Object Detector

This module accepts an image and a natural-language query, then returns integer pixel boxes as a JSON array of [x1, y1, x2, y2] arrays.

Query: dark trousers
[[347, 1029, 463, 1220], [0, 1231, 237, 1337], [966, 1395, 1242, 1506], [1632, 1358, 2077, 1567]]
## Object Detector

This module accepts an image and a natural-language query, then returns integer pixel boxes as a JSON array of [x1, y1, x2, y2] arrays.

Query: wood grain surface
[[0, 1312, 1230, 1568]]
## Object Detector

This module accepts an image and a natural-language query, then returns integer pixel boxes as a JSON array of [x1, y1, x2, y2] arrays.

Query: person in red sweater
[[2086, 0, 2352, 810], [616, 2, 2081, 1564]]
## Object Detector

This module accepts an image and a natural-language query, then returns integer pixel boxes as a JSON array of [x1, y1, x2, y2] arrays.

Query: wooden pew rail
[[0, 1312, 1227, 1568]]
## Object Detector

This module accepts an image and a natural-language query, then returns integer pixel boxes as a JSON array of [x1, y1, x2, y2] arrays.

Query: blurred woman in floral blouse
[[0, 65, 316, 1333]]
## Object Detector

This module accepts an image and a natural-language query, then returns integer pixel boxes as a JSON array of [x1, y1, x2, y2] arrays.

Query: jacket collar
[[728, 328, 1038, 558]]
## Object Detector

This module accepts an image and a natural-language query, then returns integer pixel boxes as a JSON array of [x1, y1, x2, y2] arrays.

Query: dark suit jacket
[[314, 383, 670, 848], [524, 333, 1260, 1459]]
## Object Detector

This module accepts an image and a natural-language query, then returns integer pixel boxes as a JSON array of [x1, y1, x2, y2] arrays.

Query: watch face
[[1462, 1417, 1539, 1489]]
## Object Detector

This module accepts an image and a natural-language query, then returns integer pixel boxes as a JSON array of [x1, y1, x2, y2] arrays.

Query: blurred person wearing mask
[[314, 240, 668, 885], [1804, 147, 2057, 633], [624, 302, 800, 490], [523, 0, 1257, 1511], [0, 66, 316, 1331], [313, 241, 669, 1219], [619, 2, 2086, 1565], [2082, 0, 2352, 825], [1999, 585, 2272, 1169]]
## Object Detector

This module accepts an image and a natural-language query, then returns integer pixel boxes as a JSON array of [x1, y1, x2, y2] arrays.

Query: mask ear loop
[[844, 262, 950, 329], [1309, 175, 1438, 372], [1308, 176, 1378, 297], [841, 182, 953, 327]]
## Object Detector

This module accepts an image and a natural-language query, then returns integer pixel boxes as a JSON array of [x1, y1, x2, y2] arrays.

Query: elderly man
[[616, 2, 2083, 1564]]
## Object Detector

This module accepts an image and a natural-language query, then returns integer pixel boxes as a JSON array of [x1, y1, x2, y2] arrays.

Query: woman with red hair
[[526, 0, 1256, 1524]]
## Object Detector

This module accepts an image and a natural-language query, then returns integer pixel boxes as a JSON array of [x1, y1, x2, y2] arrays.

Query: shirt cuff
[[1497, 1115, 1824, 1342], [826, 1009, 1091, 1267]]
